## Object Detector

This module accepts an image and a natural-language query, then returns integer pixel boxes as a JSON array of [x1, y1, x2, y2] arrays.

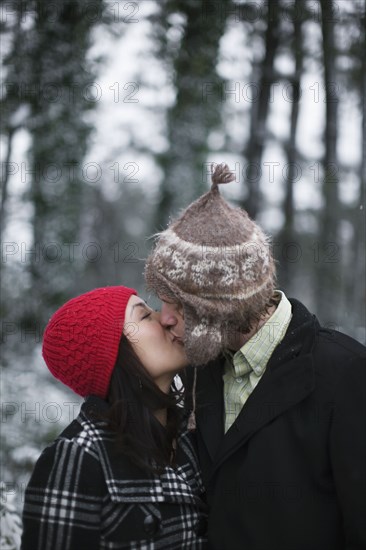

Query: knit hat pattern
[[42, 286, 137, 398], [145, 163, 276, 366]]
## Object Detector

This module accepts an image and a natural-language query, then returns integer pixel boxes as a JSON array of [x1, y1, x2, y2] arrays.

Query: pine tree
[[150, 0, 231, 228], [1, 0, 107, 326]]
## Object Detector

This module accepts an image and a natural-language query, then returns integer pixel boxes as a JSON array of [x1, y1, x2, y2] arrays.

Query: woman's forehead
[[126, 295, 146, 317]]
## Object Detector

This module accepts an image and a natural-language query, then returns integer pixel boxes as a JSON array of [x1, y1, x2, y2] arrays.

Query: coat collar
[[195, 299, 319, 479], [77, 396, 205, 505]]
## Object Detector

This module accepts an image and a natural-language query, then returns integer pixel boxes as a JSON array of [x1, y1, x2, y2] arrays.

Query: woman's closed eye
[[141, 311, 152, 320], [141, 308, 160, 321], [141, 308, 159, 321]]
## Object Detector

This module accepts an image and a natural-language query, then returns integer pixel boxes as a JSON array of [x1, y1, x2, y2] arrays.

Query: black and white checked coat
[[21, 396, 208, 550]]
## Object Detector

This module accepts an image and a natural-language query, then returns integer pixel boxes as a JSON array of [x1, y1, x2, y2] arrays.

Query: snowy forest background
[[1, 0, 365, 538]]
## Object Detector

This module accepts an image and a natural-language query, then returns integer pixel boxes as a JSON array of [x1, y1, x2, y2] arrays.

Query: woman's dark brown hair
[[104, 335, 185, 474]]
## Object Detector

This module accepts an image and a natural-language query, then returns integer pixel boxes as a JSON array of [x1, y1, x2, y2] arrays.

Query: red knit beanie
[[42, 286, 137, 398]]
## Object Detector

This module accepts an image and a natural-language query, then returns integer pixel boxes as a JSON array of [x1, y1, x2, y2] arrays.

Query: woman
[[21, 286, 208, 549]]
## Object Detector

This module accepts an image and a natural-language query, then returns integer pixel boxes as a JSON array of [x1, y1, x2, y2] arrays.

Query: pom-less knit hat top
[[145, 163, 276, 366], [42, 286, 137, 398]]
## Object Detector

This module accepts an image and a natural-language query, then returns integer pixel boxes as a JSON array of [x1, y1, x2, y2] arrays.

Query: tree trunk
[[243, 0, 280, 219], [351, 4, 366, 342], [0, 128, 15, 239], [22, 0, 104, 321], [317, 0, 340, 325], [153, 0, 230, 228], [0, 5, 23, 240], [278, 0, 303, 291]]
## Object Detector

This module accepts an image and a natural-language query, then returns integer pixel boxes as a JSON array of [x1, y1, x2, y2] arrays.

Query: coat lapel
[[195, 356, 225, 462], [210, 352, 314, 477]]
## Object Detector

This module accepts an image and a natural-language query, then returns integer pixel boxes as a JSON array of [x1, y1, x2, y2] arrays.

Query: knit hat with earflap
[[145, 163, 276, 366], [42, 286, 137, 398]]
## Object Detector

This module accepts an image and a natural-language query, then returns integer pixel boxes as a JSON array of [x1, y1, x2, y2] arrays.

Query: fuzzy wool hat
[[145, 163, 276, 366], [42, 286, 137, 398]]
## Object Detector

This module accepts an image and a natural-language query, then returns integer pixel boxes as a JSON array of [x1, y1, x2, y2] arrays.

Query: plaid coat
[[21, 396, 208, 550]]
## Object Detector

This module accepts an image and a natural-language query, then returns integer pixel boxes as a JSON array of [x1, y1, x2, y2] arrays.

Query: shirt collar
[[229, 291, 292, 378]]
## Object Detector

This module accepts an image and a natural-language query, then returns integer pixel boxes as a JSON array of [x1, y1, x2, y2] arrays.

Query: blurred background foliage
[[0, 0, 365, 516]]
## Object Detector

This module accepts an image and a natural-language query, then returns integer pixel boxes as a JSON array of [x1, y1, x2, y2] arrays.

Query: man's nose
[[160, 304, 177, 327]]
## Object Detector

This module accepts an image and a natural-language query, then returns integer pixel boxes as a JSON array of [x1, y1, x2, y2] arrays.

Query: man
[[144, 163, 366, 550]]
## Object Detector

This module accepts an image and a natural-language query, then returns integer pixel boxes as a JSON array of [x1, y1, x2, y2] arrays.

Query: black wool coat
[[187, 299, 366, 550], [21, 396, 208, 550]]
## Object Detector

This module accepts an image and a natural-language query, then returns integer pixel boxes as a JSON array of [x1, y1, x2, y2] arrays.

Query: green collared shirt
[[223, 291, 292, 433]]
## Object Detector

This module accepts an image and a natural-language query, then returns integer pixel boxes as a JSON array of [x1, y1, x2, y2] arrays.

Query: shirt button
[[143, 514, 160, 536], [236, 377, 243, 383]]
